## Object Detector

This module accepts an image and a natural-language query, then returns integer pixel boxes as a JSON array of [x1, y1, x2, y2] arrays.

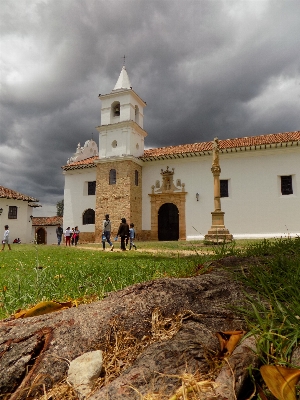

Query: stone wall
[[95, 160, 142, 242], [78, 232, 95, 243]]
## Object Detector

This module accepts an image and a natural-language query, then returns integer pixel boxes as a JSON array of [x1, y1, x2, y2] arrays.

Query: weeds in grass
[[236, 237, 300, 369]]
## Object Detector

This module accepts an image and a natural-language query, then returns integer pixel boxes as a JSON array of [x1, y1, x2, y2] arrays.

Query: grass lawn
[[0, 241, 214, 319]]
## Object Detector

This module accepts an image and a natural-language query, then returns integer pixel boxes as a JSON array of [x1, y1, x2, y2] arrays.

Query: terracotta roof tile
[[141, 131, 300, 158], [0, 186, 39, 202], [62, 156, 98, 171], [61, 131, 300, 166], [32, 216, 63, 226]]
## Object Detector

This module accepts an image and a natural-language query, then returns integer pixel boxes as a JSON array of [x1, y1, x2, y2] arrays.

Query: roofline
[[140, 133, 300, 161], [99, 89, 147, 107]]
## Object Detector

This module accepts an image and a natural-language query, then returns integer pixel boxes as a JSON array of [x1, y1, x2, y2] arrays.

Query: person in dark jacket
[[56, 224, 63, 245], [117, 218, 129, 251]]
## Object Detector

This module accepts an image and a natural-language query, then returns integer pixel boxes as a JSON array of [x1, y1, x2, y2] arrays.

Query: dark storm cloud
[[1, 0, 300, 214]]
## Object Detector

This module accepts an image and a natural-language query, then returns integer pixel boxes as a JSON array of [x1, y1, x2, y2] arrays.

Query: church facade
[[62, 66, 300, 242]]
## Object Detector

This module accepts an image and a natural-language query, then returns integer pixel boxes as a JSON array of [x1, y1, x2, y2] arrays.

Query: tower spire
[[113, 63, 132, 91]]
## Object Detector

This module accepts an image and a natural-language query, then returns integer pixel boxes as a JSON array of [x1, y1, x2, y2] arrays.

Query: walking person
[[73, 226, 80, 246], [102, 214, 114, 251], [56, 224, 63, 245], [2, 225, 11, 251], [129, 223, 137, 250], [117, 218, 129, 251], [71, 228, 75, 245], [65, 227, 72, 246]]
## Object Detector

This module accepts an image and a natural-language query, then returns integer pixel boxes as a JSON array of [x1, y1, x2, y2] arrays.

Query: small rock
[[291, 346, 300, 368], [67, 350, 103, 399]]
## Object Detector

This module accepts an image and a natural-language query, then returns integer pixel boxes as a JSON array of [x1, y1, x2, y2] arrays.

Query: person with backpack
[[102, 214, 114, 251]]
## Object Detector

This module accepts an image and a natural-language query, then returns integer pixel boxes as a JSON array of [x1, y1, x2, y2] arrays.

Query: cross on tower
[[123, 55, 126, 66]]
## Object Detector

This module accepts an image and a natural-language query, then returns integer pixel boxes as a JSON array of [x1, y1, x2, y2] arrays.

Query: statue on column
[[212, 137, 219, 166], [205, 137, 233, 243]]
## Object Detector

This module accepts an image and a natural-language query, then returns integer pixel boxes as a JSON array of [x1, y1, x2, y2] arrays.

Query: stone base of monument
[[204, 211, 233, 243]]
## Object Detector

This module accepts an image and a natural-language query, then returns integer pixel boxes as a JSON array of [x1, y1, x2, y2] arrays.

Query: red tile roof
[[142, 131, 300, 159], [61, 131, 300, 168], [62, 156, 98, 171], [0, 186, 39, 202], [32, 216, 63, 226]]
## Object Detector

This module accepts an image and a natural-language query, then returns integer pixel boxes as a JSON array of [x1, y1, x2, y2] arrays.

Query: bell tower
[[94, 65, 147, 241], [97, 65, 147, 158]]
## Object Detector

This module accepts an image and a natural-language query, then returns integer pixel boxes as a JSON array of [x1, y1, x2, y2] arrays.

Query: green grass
[[0, 243, 207, 319], [236, 237, 300, 367]]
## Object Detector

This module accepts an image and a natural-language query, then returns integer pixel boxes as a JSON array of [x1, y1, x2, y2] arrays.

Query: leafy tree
[[56, 199, 64, 217]]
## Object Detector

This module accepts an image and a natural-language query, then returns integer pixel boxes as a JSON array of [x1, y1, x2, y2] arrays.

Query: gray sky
[[1, 0, 300, 216]]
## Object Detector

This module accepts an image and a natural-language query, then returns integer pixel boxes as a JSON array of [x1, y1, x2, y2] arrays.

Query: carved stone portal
[[149, 167, 186, 240]]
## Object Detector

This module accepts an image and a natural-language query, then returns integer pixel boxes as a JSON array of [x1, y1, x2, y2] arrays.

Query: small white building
[[0, 186, 40, 244], [62, 66, 300, 242], [32, 216, 63, 245]]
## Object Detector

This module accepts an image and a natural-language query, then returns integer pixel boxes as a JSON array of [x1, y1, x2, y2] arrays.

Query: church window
[[8, 206, 17, 219], [88, 181, 96, 195], [220, 180, 229, 198], [112, 102, 120, 117], [112, 140, 117, 148], [281, 175, 293, 195], [135, 170, 139, 186], [109, 169, 116, 185], [135, 105, 139, 124], [83, 209, 95, 225]]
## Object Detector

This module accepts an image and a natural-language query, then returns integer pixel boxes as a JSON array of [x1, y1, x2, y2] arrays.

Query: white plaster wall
[[0, 199, 33, 244], [99, 126, 144, 158], [218, 147, 300, 238], [141, 146, 300, 239], [63, 168, 96, 232]]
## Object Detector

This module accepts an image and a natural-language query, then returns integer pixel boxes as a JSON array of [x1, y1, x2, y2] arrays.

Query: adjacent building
[[0, 186, 39, 243]]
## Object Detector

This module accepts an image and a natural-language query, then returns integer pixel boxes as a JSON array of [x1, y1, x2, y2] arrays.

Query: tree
[[56, 199, 64, 216]]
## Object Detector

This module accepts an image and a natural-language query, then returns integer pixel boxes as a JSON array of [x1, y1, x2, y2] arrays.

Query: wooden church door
[[158, 203, 179, 241]]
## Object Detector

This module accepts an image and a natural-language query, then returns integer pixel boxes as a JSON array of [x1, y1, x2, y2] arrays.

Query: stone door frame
[[149, 192, 187, 240]]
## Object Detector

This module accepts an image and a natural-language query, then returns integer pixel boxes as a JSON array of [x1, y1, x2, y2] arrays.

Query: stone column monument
[[204, 138, 233, 243]]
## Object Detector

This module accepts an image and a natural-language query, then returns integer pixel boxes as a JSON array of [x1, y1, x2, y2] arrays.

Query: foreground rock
[[0, 263, 253, 399]]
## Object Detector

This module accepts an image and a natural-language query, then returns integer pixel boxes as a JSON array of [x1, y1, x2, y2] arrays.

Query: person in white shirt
[[65, 227, 72, 246], [2, 225, 11, 251]]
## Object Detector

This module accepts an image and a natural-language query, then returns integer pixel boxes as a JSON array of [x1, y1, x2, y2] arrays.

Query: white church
[[62, 65, 300, 242]]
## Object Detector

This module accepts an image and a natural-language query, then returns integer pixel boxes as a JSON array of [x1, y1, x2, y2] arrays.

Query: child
[[129, 223, 137, 250], [2, 225, 11, 251]]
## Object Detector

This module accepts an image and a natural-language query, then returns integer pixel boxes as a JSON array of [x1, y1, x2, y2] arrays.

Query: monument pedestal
[[204, 211, 233, 243]]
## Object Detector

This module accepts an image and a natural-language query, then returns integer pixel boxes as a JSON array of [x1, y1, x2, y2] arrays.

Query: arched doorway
[[36, 228, 46, 244], [158, 203, 179, 241]]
